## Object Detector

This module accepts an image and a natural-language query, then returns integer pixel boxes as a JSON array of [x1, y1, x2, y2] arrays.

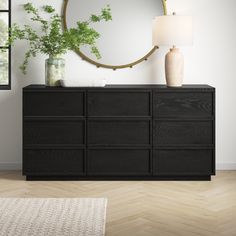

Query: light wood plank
[[0, 171, 235, 236]]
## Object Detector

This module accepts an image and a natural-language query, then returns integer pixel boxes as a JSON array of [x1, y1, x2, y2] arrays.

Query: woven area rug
[[0, 198, 107, 236]]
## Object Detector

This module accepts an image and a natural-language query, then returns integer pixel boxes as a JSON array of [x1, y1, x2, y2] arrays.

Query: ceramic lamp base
[[165, 47, 184, 87]]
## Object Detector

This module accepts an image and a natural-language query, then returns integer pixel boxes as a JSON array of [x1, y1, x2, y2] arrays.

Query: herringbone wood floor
[[0, 171, 235, 236]]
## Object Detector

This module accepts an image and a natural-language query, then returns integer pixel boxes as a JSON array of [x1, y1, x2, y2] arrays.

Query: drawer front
[[23, 149, 84, 175], [88, 149, 151, 175], [153, 149, 214, 175], [153, 92, 213, 117], [88, 91, 151, 116], [88, 120, 151, 145], [24, 92, 85, 116], [154, 120, 213, 146], [24, 120, 85, 145]]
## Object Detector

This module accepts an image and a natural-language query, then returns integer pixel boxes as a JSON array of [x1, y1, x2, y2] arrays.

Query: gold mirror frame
[[62, 0, 167, 70]]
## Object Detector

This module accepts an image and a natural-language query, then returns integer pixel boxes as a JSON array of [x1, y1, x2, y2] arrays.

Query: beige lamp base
[[165, 47, 184, 87]]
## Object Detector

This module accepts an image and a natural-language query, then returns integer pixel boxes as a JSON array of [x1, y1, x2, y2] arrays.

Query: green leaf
[[90, 15, 100, 22], [42, 5, 55, 13], [6, 3, 112, 74]]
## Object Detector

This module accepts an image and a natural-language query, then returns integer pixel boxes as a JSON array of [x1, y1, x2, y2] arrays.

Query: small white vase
[[165, 47, 184, 87], [45, 55, 65, 86]]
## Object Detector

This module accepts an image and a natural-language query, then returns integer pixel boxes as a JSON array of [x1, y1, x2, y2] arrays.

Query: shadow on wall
[[0, 41, 44, 165]]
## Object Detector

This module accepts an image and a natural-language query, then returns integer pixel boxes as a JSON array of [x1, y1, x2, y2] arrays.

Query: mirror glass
[[65, 0, 165, 66]]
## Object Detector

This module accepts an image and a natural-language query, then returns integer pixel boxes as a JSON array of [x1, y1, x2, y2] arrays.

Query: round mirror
[[63, 0, 167, 69]]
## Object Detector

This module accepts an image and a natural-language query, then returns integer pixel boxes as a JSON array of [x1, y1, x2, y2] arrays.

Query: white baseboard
[[216, 163, 236, 170], [0, 163, 22, 170], [0, 162, 236, 171]]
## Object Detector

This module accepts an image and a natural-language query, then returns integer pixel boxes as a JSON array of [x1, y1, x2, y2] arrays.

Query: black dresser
[[23, 85, 215, 180]]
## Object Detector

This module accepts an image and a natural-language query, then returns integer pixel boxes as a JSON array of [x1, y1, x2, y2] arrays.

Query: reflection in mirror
[[0, 51, 8, 85], [65, 0, 165, 67]]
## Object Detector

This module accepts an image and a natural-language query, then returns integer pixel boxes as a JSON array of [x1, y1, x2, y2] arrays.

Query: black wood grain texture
[[88, 120, 151, 146], [153, 149, 214, 176], [23, 149, 85, 175], [23, 84, 215, 180], [24, 84, 215, 90], [26, 176, 211, 181], [24, 92, 85, 116], [154, 92, 213, 118], [88, 91, 151, 117], [24, 120, 85, 146], [154, 120, 214, 146], [87, 149, 151, 176]]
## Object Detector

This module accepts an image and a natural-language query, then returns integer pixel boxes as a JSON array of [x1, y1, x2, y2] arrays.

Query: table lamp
[[153, 13, 193, 87]]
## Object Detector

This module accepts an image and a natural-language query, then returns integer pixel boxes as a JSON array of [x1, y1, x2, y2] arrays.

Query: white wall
[[0, 0, 235, 170]]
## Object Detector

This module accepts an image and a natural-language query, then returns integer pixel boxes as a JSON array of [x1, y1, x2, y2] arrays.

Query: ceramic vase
[[45, 55, 65, 86]]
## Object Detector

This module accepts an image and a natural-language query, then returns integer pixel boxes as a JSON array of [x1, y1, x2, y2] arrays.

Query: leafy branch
[[2, 2, 112, 74]]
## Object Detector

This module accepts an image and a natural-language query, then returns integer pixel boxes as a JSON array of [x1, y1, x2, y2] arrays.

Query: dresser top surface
[[24, 84, 215, 91]]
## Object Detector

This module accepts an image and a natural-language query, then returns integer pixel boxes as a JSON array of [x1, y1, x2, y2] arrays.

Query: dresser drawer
[[24, 120, 85, 146], [88, 119, 151, 146], [88, 91, 151, 116], [23, 149, 85, 175], [153, 149, 214, 175], [153, 92, 213, 118], [88, 149, 151, 176], [154, 120, 213, 146], [24, 92, 85, 116]]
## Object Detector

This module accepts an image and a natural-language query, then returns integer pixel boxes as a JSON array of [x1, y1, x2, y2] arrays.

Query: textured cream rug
[[0, 198, 107, 236]]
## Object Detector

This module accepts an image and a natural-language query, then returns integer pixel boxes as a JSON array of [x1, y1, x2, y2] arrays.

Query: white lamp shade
[[153, 15, 193, 46]]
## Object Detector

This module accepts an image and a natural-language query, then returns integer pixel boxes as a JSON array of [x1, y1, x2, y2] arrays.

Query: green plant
[[4, 2, 112, 74]]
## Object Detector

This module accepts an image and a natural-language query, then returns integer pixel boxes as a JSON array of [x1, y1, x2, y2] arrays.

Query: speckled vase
[[45, 55, 65, 86]]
